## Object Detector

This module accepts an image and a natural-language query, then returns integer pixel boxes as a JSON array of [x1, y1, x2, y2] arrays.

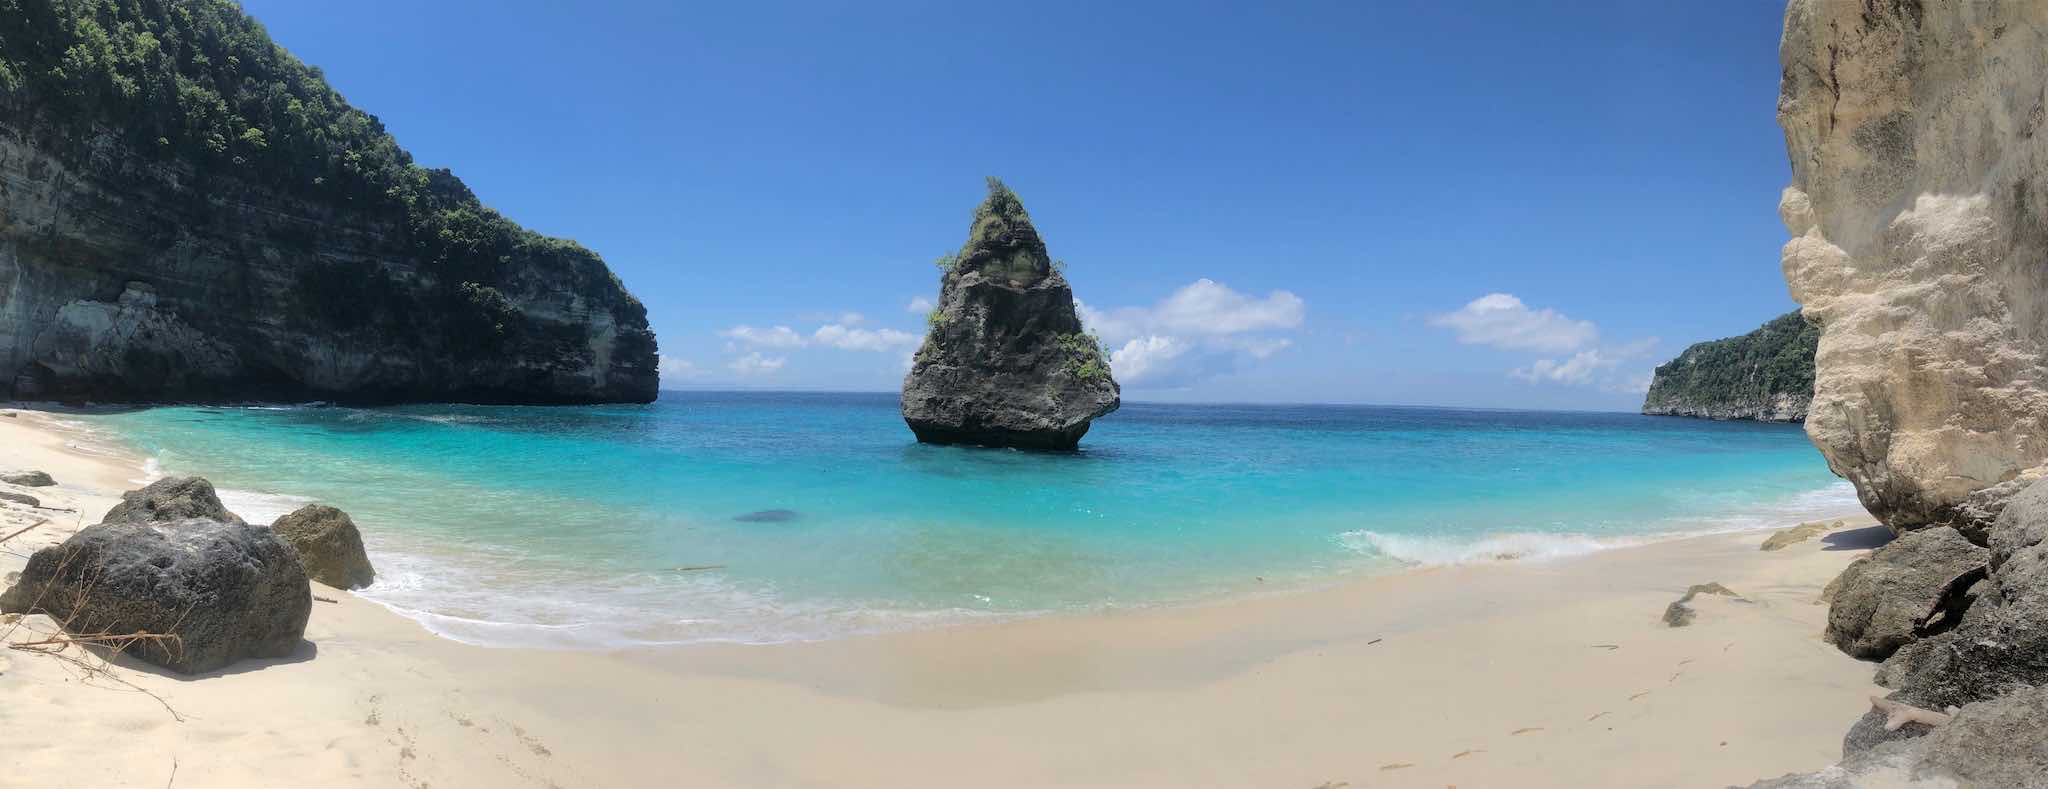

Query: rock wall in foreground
[[1642, 311, 1816, 422], [1777, 0, 2048, 534]]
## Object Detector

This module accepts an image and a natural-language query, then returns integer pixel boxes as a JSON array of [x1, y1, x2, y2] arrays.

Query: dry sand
[[1, 408, 1882, 787]]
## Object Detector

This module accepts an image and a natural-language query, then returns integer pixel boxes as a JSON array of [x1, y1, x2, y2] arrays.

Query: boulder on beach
[[102, 475, 245, 525], [0, 491, 40, 507], [1823, 527, 1987, 660], [0, 516, 311, 674], [1, 470, 55, 487], [900, 178, 1120, 450], [271, 504, 375, 589]]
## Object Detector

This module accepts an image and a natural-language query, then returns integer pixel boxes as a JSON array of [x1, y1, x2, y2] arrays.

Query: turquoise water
[[67, 393, 1853, 647]]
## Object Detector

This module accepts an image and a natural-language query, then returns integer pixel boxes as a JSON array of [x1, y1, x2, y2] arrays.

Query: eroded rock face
[[1823, 527, 1987, 660], [1777, 0, 2048, 534], [0, 517, 311, 674], [103, 476, 245, 525], [901, 179, 1119, 450], [272, 504, 375, 590]]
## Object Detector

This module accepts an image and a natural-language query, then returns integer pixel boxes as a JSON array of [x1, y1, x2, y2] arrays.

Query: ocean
[[60, 392, 1855, 648]]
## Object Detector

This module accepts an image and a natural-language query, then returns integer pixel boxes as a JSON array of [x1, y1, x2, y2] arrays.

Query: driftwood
[[1913, 563, 1990, 637], [1871, 695, 1955, 731]]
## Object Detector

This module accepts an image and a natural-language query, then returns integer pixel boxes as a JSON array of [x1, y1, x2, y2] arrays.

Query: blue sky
[[241, 0, 1797, 410]]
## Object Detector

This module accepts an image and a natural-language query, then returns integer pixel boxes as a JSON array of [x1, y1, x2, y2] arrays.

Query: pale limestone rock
[[1778, 0, 2048, 534]]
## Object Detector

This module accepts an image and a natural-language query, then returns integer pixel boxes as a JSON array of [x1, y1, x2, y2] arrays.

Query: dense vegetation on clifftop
[[0, 0, 656, 403], [1641, 312, 1817, 422], [0, 0, 612, 279]]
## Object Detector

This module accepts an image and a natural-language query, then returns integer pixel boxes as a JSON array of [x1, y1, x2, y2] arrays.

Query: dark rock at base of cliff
[[1877, 479, 2048, 712], [2, 470, 56, 487], [272, 505, 375, 590], [103, 476, 245, 525], [1823, 528, 1986, 660], [1749, 688, 2048, 788], [901, 179, 1119, 451], [1641, 311, 1816, 422], [0, 517, 311, 674]]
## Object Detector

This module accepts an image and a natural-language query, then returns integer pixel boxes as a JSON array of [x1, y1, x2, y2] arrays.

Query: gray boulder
[[0, 517, 310, 674], [102, 476, 244, 525], [900, 178, 1119, 450], [1753, 688, 2048, 789], [1824, 528, 1987, 660], [1881, 479, 2048, 713], [0, 491, 38, 507], [2, 470, 55, 487], [271, 504, 375, 589]]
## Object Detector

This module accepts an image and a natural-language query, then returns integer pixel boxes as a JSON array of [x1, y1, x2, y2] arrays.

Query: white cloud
[[1108, 336, 1190, 385], [728, 352, 786, 375], [658, 354, 700, 383], [1429, 293, 1598, 353], [1081, 279, 1304, 346], [718, 325, 806, 349], [1076, 279, 1306, 389], [906, 296, 935, 314], [1512, 337, 1662, 389], [812, 324, 920, 352], [1512, 350, 1615, 385]]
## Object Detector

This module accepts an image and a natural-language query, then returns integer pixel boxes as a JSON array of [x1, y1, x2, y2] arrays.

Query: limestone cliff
[[0, 1, 656, 404], [1777, 0, 2048, 534], [1641, 311, 1816, 422], [901, 178, 1118, 450]]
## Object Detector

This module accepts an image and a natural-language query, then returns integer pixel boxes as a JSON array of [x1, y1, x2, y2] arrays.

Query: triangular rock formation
[[900, 178, 1120, 450]]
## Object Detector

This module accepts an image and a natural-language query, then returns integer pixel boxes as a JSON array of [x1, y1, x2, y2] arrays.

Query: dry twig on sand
[[1871, 696, 1954, 731]]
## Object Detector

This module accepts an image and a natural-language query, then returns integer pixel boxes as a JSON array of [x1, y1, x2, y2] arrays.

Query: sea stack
[[901, 178, 1119, 450]]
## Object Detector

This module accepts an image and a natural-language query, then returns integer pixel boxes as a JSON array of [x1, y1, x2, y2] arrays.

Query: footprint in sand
[[1586, 711, 1610, 722], [1451, 748, 1485, 760], [1629, 691, 1651, 701], [1379, 763, 1413, 771], [1510, 727, 1543, 736]]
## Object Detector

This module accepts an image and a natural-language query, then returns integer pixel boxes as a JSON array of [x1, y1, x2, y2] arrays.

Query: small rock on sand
[[1664, 582, 1744, 627], [0, 470, 55, 487], [1761, 519, 1843, 551], [271, 504, 376, 589], [0, 491, 39, 507]]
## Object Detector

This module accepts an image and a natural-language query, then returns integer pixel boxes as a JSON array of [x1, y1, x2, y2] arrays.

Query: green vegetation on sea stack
[[1641, 311, 1817, 422]]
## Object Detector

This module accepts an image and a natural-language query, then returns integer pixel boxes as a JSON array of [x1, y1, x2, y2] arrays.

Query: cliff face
[[1641, 311, 1817, 422], [0, 1, 656, 404], [901, 179, 1119, 450], [1777, 0, 2048, 533]]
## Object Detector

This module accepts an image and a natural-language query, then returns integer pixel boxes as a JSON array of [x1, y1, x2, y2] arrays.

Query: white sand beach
[[2, 409, 1880, 788]]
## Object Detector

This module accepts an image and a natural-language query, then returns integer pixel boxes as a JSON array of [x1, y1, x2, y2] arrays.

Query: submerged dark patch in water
[[734, 509, 799, 523]]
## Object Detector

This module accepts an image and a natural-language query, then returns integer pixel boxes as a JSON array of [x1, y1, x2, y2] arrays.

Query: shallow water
[[69, 392, 1854, 648]]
